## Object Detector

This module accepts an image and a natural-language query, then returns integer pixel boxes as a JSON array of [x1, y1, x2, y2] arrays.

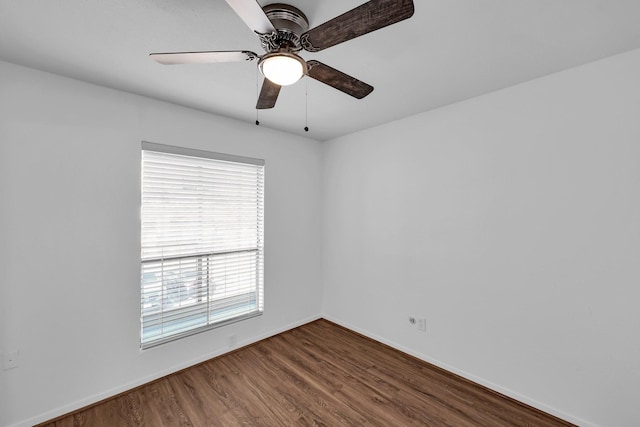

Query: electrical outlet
[[2, 351, 19, 370], [417, 318, 427, 332]]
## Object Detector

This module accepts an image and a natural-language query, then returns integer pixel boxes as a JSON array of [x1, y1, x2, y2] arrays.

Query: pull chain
[[304, 78, 309, 132]]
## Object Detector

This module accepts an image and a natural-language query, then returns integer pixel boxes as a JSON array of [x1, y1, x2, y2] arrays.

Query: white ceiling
[[2, 0, 640, 141]]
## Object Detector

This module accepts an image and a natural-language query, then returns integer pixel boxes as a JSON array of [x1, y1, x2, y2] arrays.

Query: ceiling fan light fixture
[[259, 52, 307, 86]]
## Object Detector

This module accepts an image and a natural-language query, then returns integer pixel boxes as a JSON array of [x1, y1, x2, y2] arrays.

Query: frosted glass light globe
[[260, 53, 306, 86]]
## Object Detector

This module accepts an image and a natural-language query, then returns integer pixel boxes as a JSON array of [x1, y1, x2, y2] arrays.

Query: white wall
[[0, 60, 323, 427], [322, 48, 640, 427]]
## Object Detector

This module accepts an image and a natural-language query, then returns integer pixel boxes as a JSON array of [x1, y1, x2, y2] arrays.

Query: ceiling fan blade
[[306, 60, 373, 99], [256, 78, 281, 109], [150, 50, 258, 65], [225, 0, 276, 34], [301, 0, 414, 52]]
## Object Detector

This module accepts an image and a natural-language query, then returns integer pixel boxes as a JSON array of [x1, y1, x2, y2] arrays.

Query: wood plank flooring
[[40, 319, 574, 426]]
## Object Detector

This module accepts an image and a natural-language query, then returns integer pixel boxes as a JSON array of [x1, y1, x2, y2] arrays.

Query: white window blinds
[[141, 142, 264, 349]]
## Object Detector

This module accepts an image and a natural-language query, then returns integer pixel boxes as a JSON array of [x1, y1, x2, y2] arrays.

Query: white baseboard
[[321, 314, 595, 427], [15, 314, 322, 427]]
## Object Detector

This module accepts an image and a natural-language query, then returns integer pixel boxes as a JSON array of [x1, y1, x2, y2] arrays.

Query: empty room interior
[[1, 1, 640, 426]]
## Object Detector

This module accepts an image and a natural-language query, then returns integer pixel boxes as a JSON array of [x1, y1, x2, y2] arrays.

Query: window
[[140, 142, 264, 349]]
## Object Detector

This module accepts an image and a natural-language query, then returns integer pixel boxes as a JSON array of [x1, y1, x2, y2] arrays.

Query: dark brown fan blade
[[150, 50, 258, 65], [306, 60, 373, 99], [225, 0, 276, 34], [256, 78, 281, 109], [301, 0, 414, 52]]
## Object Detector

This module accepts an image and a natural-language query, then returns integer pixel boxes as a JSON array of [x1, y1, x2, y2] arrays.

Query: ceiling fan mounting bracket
[[299, 33, 318, 53], [243, 50, 259, 61], [259, 3, 309, 52]]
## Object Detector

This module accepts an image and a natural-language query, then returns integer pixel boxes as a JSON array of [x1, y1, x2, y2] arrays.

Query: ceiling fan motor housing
[[260, 3, 309, 51]]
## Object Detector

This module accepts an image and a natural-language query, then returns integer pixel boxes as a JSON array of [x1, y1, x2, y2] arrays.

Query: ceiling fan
[[150, 0, 415, 109]]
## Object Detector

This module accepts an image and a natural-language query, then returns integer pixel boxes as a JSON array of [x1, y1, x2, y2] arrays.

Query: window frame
[[140, 141, 265, 349]]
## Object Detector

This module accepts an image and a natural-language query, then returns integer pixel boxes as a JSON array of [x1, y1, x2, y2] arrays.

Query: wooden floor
[[41, 319, 574, 426]]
